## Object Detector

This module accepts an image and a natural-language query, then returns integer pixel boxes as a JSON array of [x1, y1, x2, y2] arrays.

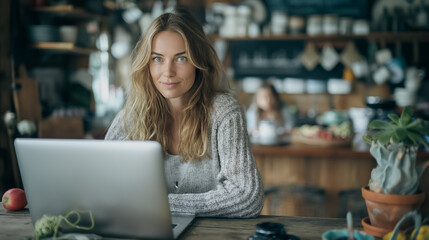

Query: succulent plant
[[363, 106, 429, 149], [362, 106, 429, 194]]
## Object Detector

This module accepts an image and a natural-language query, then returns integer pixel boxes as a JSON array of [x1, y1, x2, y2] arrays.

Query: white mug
[[258, 120, 278, 145], [352, 19, 370, 35], [351, 61, 369, 78], [394, 88, 416, 107], [248, 22, 260, 38], [271, 11, 288, 35], [373, 66, 390, 85], [375, 49, 393, 65], [405, 67, 425, 92]]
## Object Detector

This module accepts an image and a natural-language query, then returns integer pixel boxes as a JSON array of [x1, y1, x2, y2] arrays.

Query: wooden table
[[0, 207, 364, 240]]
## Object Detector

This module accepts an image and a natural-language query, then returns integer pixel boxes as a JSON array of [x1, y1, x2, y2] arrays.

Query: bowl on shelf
[[242, 77, 263, 93], [284, 78, 305, 94], [306, 79, 326, 94], [59, 26, 78, 43], [28, 25, 60, 43], [327, 78, 351, 95]]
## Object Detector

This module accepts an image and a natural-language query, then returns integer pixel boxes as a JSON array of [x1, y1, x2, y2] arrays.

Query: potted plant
[[361, 106, 429, 237]]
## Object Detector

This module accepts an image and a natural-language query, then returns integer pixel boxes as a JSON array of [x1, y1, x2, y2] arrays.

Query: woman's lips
[[161, 82, 180, 87]]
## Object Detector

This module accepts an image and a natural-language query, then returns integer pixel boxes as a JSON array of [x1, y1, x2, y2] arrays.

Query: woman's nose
[[162, 60, 176, 77]]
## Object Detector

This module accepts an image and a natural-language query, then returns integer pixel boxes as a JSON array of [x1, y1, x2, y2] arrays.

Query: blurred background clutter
[[1, 0, 429, 218]]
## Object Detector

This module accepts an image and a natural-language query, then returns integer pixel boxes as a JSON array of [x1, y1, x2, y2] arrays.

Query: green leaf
[[408, 131, 429, 149], [407, 133, 418, 146], [400, 106, 413, 126], [388, 114, 400, 125], [368, 120, 395, 130], [406, 119, 422, 129], [402, 106, 414, 116], [373, 131, 393, 145], [362, 134, 372, 144], [403, 138, 415, 147], [394, 128, 408, 141], [391, 132, 401, 143], [408, 123, 429, 135]]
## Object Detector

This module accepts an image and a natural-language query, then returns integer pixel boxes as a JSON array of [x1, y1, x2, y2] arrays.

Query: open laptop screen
[[15, 138, 177, 239]]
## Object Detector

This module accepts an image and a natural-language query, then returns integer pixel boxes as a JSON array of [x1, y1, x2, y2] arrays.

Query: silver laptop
[[14, 138, 195, 239]]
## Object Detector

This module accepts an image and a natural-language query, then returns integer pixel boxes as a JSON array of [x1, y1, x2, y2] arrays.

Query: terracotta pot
[[361, 217, 391, 238], [361, 186, 425, 230]]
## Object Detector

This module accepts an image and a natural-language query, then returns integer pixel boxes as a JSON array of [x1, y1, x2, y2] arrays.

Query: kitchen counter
[[253, 144, 372, 158], [252, 144, 429, 218]]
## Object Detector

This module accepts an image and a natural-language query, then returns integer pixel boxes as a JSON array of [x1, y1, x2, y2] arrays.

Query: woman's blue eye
[[153, 56, 162, 62], [177, 56, 187, 62]]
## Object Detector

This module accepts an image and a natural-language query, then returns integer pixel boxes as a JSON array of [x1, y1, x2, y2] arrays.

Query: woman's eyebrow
[[150, 51, 186, 56], [175, 51, 186, 56]]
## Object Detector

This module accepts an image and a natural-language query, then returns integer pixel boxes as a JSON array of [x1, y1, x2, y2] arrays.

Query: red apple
[[2, 188, 27, 211]]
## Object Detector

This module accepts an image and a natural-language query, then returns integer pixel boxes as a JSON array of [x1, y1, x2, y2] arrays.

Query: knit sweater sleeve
[[168, 95, 264, 218], [104, 110, 128, 140]]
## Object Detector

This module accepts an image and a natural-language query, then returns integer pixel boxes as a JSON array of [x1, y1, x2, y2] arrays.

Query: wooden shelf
[[213, 32, 429, 42], [33, 5, 105, 21], [216, 34, 367, 42], [365, 32, 429, 42], [32, 42, 98, 55]]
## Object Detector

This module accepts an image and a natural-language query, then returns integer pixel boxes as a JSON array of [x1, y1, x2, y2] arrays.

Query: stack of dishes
[[271, 78, 284, 93], [283, 78, 305, 94], [306, 79, 326, 94], [327, 79, 351, 94], [242, 77, 263, 93]]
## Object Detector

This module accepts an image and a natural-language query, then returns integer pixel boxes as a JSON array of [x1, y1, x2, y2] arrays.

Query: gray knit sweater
[[105, 93, 264, 218]]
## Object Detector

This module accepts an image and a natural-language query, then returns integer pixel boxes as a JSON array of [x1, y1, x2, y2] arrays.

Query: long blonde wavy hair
[[123, 8, 225, 161]]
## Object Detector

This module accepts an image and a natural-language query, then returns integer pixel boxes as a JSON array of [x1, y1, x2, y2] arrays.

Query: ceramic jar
[[323, 14, 338, 35], [353, 19, 370, 35], [271, 11, 288, 35], [339, 17, 352, 35], [289, 16, 305, 34], [258, 120, 279, 145], [306, 15, 322, 35]]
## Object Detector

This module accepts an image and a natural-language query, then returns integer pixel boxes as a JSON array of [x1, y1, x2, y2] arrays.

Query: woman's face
[[149, 31, 196, 105], [256, 88, 277, 111]]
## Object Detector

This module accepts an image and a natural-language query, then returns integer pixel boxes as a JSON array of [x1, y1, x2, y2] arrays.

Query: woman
[[105, 8, 263, 218], [246, 83, 295, 137]]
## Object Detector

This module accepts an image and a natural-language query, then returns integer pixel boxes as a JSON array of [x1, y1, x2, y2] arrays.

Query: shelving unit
[[217, 30, 429, 114], [32, 42, 98, 55], [32, 5, 106, 21], [14, 3, 108, 139], [214, 32, 429, 42]]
